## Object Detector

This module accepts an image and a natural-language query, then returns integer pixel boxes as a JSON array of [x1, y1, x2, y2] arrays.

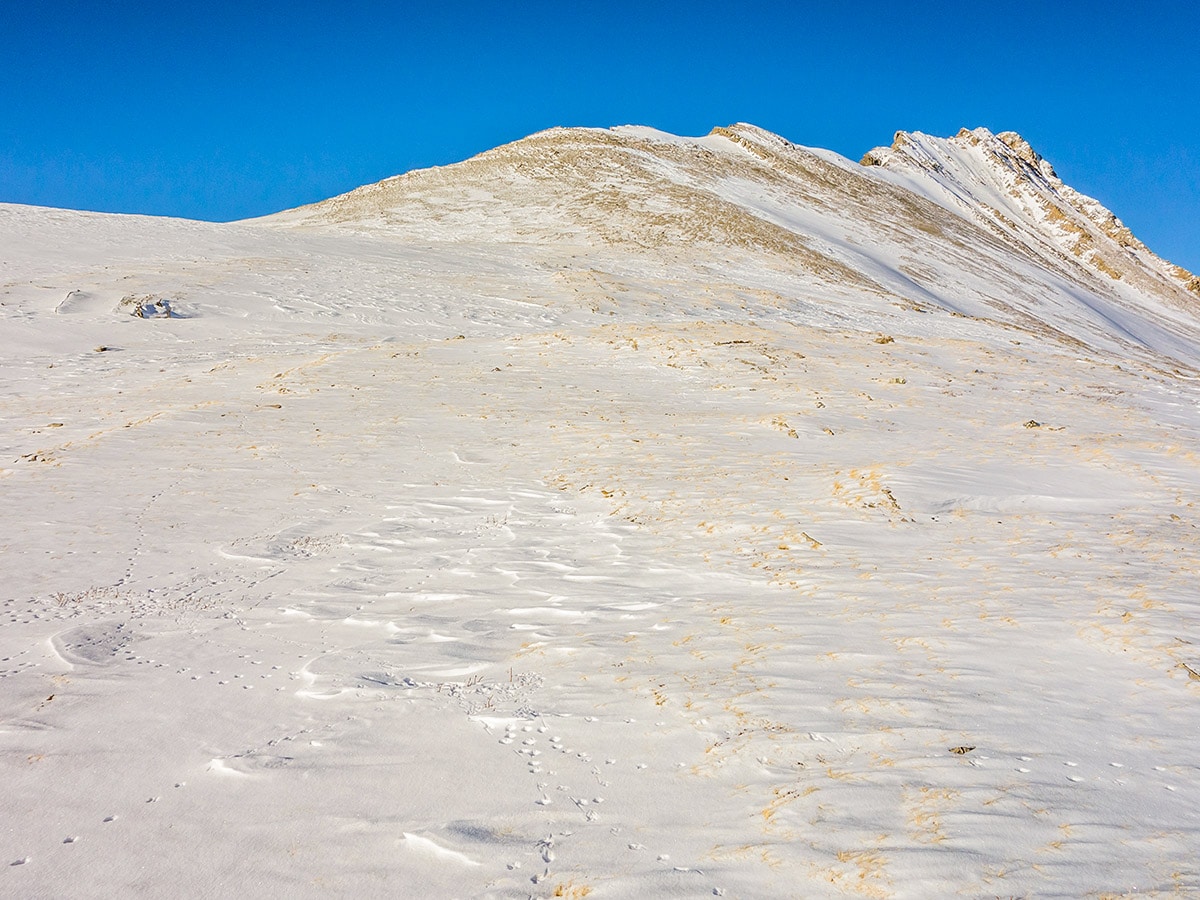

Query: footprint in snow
[[51, 623, 140, 666]]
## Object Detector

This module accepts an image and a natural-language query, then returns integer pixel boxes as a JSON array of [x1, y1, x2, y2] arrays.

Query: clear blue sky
[[3, 1, 1197, 272]]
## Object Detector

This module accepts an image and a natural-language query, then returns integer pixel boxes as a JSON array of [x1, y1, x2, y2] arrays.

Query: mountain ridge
[[863, 126, 1199, 307], [258, 122, 1200, 368]]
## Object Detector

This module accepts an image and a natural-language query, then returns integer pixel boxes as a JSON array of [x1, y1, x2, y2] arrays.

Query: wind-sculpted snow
[[1, 123, 1199, 898]]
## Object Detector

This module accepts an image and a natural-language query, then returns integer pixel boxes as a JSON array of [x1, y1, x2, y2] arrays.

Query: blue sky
[[3, 1, 1197, 271]]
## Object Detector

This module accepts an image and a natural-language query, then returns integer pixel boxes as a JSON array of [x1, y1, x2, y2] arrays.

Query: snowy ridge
[[862, 127, 1200, 313], [264, 123, 1200, 368]]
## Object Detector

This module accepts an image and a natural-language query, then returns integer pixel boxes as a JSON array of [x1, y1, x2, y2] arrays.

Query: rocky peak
[[995, 130, 1057, 179], [861, 126, 1199, 302]]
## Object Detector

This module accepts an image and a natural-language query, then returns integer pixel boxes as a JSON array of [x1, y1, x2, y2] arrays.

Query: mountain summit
[[863, 127, 1198, 305]]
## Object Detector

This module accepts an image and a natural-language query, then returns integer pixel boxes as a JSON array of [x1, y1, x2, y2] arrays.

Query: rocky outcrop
[[862, 127, 1198, 311]]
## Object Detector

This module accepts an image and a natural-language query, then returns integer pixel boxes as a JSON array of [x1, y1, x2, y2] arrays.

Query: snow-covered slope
[[2, 125, 1199, 898]]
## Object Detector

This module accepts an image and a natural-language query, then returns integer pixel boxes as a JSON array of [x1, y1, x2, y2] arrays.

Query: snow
[[2, 121, 1200, 898]]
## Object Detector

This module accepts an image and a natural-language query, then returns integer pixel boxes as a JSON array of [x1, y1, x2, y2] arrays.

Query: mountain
[[2, 125, 1199, 898], [267, 122, 1200, 365]]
